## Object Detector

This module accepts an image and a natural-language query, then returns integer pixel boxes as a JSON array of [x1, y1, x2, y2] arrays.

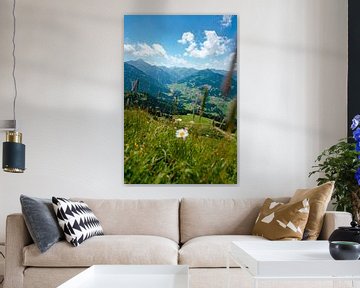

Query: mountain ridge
[[124, 59, 237, 98], [127, 59, 176, 85], [125, 59, 236, 83], [124, 62, 169, 95]]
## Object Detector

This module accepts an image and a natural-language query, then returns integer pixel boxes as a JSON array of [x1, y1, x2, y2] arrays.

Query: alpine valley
[[124, 59, 237, 121]]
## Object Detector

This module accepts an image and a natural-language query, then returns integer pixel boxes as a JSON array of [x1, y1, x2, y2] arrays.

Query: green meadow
[[124, 109, 237, 184]]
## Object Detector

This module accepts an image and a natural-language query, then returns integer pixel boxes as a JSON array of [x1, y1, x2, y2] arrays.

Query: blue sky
[[124, 15, 237, 70]]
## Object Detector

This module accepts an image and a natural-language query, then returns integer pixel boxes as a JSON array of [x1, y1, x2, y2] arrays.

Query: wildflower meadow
[[124, 110, 237, 184]]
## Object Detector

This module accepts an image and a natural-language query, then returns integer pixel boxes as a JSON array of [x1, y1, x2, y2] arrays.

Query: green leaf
[[309, 138, 360, 215]]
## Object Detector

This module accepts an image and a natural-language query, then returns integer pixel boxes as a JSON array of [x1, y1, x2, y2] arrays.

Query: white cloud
[[201, 31, 229, 56], [221, 15, 232, 27], [200, 52, 236, 70], [224, 52, 236, 69], [124, 44, 136, 53], [152, 43, 167, 57], [146, 55, 192, 68], [178, 30, 230, 58], [125, 42, 192, 68], [167, 55, 190, 66], [177, 32, 195, 44], [124, 43, 168, 57]]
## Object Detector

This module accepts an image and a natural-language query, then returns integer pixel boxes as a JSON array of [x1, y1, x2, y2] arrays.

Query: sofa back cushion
[[72, 198, 179, 243], [180, 198, 289, 243]]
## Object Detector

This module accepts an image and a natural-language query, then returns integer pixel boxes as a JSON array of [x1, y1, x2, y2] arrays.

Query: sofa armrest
[[318, 211, 352, 240], [4, 213, 32, 288]]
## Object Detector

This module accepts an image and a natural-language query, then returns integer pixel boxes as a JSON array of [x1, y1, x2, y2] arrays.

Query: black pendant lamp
[[1, 0, 26, 173], [3, 131, 25, 173]]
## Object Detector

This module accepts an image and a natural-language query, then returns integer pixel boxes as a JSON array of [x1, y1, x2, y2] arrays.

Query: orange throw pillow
[[289, 181, 334, 240], [252, 198, 310, 240]]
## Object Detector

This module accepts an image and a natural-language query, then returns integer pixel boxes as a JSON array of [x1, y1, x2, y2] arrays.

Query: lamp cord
[[12, 0, 18, 130], [0, 251, 4, 284]]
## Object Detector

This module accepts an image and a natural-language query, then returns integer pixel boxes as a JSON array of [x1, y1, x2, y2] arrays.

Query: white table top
[[58, 265, 189, 288], [231, 240, 360, 278]]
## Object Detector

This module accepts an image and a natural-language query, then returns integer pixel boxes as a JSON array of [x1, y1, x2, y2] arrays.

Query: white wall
[[0, 0, 347, 242]]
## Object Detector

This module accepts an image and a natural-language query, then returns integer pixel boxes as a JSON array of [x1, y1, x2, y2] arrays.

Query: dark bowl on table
[[329, 241, 360, 260]]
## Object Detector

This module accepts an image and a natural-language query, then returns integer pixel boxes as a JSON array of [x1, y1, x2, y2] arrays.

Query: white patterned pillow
[[52, 197, 104, 246]]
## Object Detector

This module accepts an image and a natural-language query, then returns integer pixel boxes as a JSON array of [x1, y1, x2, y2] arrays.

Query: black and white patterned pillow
[[52, 197, 104, 247]]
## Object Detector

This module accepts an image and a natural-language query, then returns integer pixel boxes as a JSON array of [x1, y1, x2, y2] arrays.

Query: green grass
[[124, 109, 237, 184], [174, 114, 213, 124]]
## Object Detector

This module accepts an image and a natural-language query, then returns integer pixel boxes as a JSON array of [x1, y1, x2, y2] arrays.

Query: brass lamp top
[[6, 131, 22, 143]]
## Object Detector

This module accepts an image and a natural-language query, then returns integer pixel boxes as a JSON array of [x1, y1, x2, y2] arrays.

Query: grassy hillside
[[178, 69, 237, 98], [124, 109, 237, 184], [168, 83, 231, 119]]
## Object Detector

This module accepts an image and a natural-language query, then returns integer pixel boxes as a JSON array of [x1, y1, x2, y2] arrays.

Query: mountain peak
[[126, 59, 176, 85], [196, 69, 218, 76], [128, 58, 148, 65]]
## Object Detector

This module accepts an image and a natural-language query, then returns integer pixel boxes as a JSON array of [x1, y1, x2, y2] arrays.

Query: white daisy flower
[[176, 128, 189, 140]]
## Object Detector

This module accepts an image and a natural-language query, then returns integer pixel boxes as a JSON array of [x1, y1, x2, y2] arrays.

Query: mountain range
[[124, 62, 169, 95], [127, 59, 176, 85], [124, 59, 237, 98]]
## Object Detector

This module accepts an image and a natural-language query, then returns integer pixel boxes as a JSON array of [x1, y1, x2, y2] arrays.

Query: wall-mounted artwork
[[124, 15, 237, 184]]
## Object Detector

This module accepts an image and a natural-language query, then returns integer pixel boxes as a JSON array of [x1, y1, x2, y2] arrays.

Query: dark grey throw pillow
[[20, 195, 64, 253]]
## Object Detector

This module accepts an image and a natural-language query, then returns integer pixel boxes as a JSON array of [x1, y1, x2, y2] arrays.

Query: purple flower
[[354, 128, 360, 142], [357, 142, 360, 152], [356, 167, 360, 186], [352, 115, 360, 130]]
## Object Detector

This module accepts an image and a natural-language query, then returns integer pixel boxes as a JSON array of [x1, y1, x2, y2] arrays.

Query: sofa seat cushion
[[179, 235, 267, 268], [23, 235, 179, 267]]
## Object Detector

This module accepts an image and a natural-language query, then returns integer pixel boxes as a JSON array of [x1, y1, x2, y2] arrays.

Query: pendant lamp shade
[[2, 131, 25, 173]]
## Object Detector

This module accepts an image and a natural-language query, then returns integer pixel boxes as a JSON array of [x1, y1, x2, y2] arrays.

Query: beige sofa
[[4, 198, 352, 288]]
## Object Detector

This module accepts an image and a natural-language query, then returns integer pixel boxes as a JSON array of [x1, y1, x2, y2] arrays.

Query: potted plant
[[309, 115, 360, 222]]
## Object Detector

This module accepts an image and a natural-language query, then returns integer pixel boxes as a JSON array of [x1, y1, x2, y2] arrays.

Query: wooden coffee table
[[58, 265, 189, 288], [228, 241, 360, 287]]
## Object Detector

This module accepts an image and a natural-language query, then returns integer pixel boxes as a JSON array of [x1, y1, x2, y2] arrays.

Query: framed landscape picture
[[124, 15, 237, 184]]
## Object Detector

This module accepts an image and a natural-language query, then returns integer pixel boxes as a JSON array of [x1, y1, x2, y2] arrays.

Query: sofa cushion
[[23, 235, 178, 267], [180, 198, 289, 243], [179, 235, 267, 268], [72, 199, 179, 243]]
